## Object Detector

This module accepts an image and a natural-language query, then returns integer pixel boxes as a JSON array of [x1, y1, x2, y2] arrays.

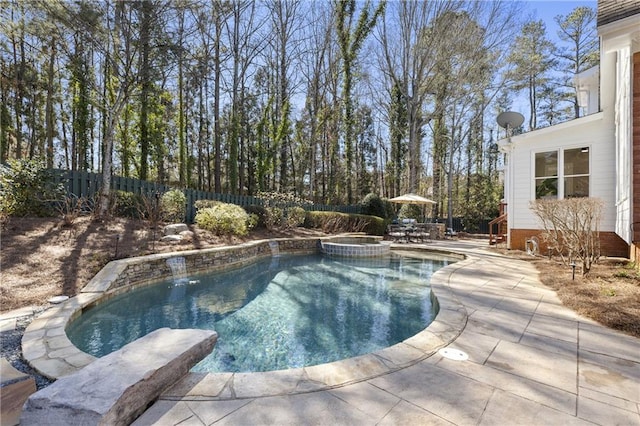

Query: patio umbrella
[[389, 193, 436, 223], [388, 193, 436, 205]]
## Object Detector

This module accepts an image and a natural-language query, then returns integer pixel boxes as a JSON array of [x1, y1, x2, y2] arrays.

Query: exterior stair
[[489, 202, 508, 246]]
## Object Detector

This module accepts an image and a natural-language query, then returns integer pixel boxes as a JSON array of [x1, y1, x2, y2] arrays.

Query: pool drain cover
[[438, 348, 469, 361]]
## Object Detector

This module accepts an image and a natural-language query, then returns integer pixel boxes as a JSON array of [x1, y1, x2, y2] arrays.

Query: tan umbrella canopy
[[389, 193, 436, 223], [389, 193, 436, 205]]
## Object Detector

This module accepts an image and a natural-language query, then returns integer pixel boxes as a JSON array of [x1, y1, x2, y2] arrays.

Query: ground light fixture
[[114, 234, 121, 259]]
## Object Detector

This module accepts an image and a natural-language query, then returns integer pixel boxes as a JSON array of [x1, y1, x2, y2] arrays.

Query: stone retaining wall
[[83, 238, 319, 294]]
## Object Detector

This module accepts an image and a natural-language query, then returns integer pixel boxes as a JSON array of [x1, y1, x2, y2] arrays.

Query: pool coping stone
[[21, 236, 467, 394]]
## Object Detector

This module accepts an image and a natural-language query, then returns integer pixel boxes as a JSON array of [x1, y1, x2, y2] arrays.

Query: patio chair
[[412, 223, 431, 243], [387, 224, 408, 243], [407, 226, 422, 243]]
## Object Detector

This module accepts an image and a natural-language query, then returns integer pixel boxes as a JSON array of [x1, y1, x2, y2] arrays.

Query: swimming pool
[[66, 253, 451, 373]]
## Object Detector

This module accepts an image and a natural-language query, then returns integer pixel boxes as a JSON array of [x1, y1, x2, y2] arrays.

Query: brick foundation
[[509, 228, 629, 258], [631, 242, 640, 266]]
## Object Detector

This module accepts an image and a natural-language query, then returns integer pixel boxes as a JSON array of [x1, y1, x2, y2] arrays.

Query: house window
[[534, 147, 590, 199], [535, 151, 558, 199], [564, 147, 590, 198]]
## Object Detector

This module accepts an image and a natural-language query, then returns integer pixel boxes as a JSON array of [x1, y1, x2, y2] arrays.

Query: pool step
[[21, 328, 217, 426]]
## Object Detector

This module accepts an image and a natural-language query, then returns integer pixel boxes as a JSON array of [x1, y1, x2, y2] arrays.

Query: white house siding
[[613, 44, 632, 244], [599, 16, 640, 245], [496, 3, 639, 256], [506, 113, 617, 234]]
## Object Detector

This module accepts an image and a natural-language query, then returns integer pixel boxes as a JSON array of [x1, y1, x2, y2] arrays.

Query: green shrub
[[383, 199, 395, 221], [110, 190, 143, 218], [363, 215, 386, 235], [264, 206, 284, 230], [0, 159, 65, 217], [256, 191, 313, 208], [0, 209, 7, 229], [360, 193, 387, 219], [304, 211, 385, 235], [247, 213, 259, 230], [161, 189, 186, 223], [285, 206, 306, 229], [243, 205, 267, 228], [194, 199, 220, 211], [195, 202, 249, 236]]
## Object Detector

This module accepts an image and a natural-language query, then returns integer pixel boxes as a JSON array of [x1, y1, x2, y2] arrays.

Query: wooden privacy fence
[[408, 217, 490, 234], [52, 169, 361, 223]]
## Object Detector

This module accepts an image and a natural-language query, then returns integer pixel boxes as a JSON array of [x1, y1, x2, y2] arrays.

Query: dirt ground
[[0, 216, 327, 312], [1, 216, 639, 338], [497, 248, 640, 338]]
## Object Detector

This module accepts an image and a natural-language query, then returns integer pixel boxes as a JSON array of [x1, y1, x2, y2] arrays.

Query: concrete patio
[[132, 240, 639, 425], [3, 239, 638, 425]]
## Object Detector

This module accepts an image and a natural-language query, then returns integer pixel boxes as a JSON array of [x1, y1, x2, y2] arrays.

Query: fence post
[[186, 189, 195, 223]]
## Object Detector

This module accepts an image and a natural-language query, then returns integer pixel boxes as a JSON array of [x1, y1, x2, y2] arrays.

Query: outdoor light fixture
[[115, 234, 121, 259], [570, 261, 577, 280]]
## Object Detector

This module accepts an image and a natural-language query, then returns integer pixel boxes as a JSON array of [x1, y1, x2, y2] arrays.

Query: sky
[[523, 0, 598, 40], [500, 1, 598, 124]]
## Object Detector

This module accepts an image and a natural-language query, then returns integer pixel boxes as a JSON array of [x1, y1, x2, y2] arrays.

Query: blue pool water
[[66, 253, 451, 372]]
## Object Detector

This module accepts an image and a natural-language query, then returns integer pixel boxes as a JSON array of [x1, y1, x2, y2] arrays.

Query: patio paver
[[11, 239, 640, 425], [135, 240, 639, 425]]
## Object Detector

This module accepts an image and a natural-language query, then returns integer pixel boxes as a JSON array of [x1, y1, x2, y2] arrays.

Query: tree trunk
[[213, 26, 222, 193], [138, 1, 152, 181], [178, 9, 186, 186], [98, 116, 116, 218], [229, 7, 240, 194], [12, 6, 24, 159], [45, 38, 56, 168]]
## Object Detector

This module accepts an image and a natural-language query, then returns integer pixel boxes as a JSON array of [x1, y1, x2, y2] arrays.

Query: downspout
[[498, 135, 514, 249]]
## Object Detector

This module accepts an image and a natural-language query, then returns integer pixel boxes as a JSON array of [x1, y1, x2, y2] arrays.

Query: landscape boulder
[[1, 358, 36, 426], [179, 230, 195, 242], [21, 328, 217, 426], [164, 223, 189, 236]]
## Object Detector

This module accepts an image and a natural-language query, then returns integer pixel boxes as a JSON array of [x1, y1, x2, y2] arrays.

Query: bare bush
[[55, 195, 90, 227], [530, 198, 603, 274], [137, 193, 162, 228]]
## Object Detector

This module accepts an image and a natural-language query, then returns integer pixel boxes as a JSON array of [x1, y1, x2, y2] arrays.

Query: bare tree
[[45, 0, 140, 217], [225, 0, 266, 194], [378, 0, 453, 195], [335, 0, 385, 204], [264, 0, 302, 193]]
